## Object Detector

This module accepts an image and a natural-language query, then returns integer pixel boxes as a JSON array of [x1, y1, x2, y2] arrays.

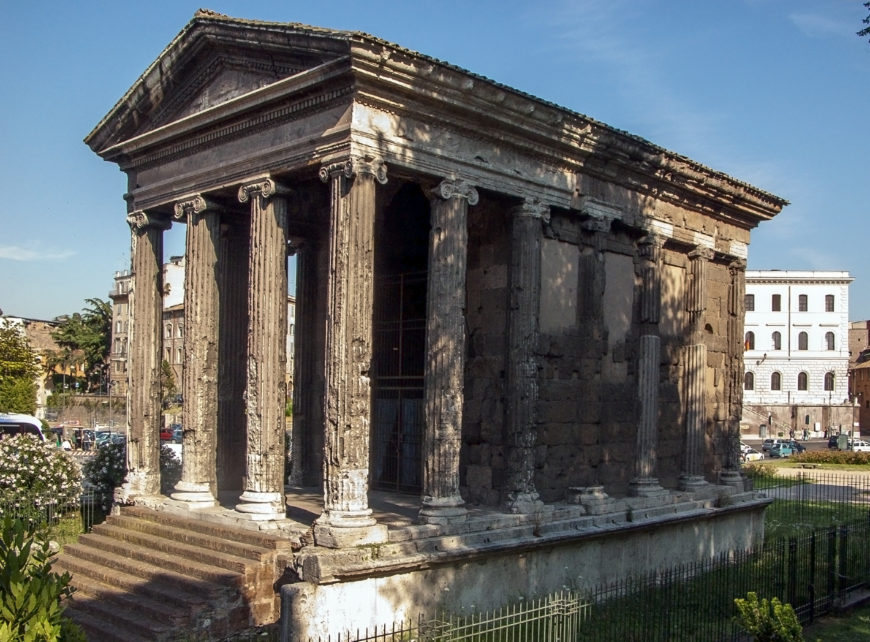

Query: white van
[[0, 413, 46, 441]]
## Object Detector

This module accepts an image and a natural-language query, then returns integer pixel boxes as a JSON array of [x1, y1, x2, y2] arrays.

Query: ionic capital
[[578, 196, 621, 233], [318, 156, 388, 185], [238, 175, 290, 204], [173, 194, 218, 222], [688, 245, 715, 262], [514, 198, 550, 224], [126, 211, 171, 232], [638, 233, 665, 262], [431, 178, 479, 206], [729, 257, 747, 272]]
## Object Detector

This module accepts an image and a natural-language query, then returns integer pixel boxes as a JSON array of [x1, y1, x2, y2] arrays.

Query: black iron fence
[[313, 472, 870, 641]]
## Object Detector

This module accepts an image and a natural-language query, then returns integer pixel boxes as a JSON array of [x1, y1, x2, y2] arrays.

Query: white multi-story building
[[742, 270, 854, 437]]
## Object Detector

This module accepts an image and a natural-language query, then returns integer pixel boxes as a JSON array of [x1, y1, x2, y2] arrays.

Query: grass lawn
[[803, 598, 870, 641]]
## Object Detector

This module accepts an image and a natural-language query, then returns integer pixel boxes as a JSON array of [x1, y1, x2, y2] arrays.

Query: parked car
[[848, 439, 870, 452], [827, 435, 840, 449], [741, 447, 763, 462], [769, 443, 795, 458], [160, 427, 172, 441], [785, 439, 806, 454], [761, 438, 786, 452], [171, 425, 183, 444]]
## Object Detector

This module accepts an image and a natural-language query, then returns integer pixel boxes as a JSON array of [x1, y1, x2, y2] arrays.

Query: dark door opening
[[371, 184, 429, 492]]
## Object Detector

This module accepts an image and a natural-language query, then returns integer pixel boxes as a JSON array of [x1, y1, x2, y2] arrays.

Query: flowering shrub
[[0, 435, 82, 523], [82, 442, 126, 513], [83, 443, 182, 509]]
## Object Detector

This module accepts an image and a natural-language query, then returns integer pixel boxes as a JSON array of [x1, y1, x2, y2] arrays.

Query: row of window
[[164, 322, 184, 339], [744, 330, 836, 351], [744, 371, 835, 392], [745, 293, 835, 313]]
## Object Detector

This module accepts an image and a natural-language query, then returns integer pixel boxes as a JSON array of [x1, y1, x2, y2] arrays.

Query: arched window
[[177, 323, 184, 338], [798, 332, 808, 350], [744, 372, 755, 391], [744, 331, 755, 350], [771, 372, 782, 391], [798, 372, 808, 391], [772, 331, 781, 350], [824, 372, 834, 391], [825, 332, 835, 350], [165, 322, 172, 339], [176, 347, 182, 364]]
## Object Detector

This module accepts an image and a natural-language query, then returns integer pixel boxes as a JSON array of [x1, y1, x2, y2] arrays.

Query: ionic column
[[680, 246, 713, 491], [720, 258, 748, 489], [170, 195, 220, 507], [315, 158, 388, 547], [502, 198, 548, 514], [235, 176, 290, 520], [116, 211, 170, 503], [578, 197, 620, 322], [419, 178, 478, 525], [630, 234, 667, 497], [288, 240, 314, 487]]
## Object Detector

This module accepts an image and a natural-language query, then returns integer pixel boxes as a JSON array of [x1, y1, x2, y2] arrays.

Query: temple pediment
[[85, 10, 353, 154]]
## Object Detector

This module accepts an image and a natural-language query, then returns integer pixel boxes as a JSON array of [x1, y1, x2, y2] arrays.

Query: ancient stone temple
[[79, 10, 786, 640]]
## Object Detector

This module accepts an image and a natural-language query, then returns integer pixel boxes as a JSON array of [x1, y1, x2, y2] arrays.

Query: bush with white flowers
[[82, 442, 126, 513], [0, 434, 82, 522]]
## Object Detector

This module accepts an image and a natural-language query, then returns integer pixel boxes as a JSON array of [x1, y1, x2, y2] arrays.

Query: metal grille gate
[[371, 271, 427, 492]]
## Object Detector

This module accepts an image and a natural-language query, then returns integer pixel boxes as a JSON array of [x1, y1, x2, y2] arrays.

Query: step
[[121, 505, 294, 551], [54, 555, 213, 607], [63, 603, 158, 642], [60, 542, 239, 598], [91, 522, 262, 574], [99, 515, 276, 562], [63, 592, 175, 641]]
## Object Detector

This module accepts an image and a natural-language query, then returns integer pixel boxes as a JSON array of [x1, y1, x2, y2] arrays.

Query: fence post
[[838, 525, 848, 603], [787, 538, 797, 606], [827, 528, 836, 608], [808, 531, 816, 624]]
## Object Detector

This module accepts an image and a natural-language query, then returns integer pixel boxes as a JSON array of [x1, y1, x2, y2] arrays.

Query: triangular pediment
[[86, 10, 353, 154]]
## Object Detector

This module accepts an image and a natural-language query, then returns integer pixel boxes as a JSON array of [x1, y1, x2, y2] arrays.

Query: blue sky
[[1, 0, 868, 320]]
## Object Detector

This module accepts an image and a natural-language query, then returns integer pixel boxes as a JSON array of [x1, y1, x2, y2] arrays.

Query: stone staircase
[[54, 506, 296, 641]]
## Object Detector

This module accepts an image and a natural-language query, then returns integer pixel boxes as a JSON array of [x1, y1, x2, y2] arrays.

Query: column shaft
[[236, 177, 288, 520], [420, 179, 477, 524], [171, 196, 220, 506], [317, 159, 385, 535], [117, 211, 168, 501], [503, 199, 546, 513]]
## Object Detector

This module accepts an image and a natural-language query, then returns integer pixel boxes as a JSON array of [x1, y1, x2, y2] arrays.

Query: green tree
[[160, 360, 177, 405], [51, 298, 112, 392], [0, 320, 39, 414], [860, 2, 870, 41]]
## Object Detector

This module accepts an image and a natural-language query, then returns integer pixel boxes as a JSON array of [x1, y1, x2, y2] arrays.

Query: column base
[[501, 491, 544, 515], [419, 495, 467, 525], [678, 474, 709, 492], [235, 490, 286, 520], [567, 486, 619, 515], [718, 470, 745, 492], [115, 471, 161, 505], [171, 481, 217, 509], [628, 477, 669, 498], [314, 520, 388, 549]]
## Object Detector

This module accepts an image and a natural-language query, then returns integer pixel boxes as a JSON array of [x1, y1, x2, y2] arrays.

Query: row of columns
[[120, 159, 742, 541]]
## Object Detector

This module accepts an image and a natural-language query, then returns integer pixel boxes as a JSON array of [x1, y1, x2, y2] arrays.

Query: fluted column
[[288, 240, 315, 487], [170, 195, 220, 507], [680, 246, 714, 491], [116, 211, 169, 503], [235, 176, 289, 520], [502, 198, 547, 513], [720, 258, 748, 488], [630, 234, 667, 497], [419, 178, 477, 525], [314, 158, 388, 547]]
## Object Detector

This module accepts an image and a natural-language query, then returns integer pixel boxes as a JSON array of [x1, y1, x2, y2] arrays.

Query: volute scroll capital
[[515, 198, 551, 224], [432, 178, 479, 206], [173, 194, 218, 222], [238, 175, 291, 204], [126, 211, 171, 232], [688, 245, 715, 262], [319, 160, 354, 184]]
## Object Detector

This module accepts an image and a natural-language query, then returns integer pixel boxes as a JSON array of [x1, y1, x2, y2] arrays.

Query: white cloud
[[0, 245, 76, 261]]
